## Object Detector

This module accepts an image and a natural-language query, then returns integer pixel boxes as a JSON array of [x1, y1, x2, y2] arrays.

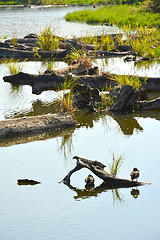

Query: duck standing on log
[[130, 168, 140, 181], [85, 174, 95, 188]]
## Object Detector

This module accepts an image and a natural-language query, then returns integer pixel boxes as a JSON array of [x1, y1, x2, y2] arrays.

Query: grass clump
[[65, 4, 160, 28], [1, 57, 27, 75], [38, 26, 60, 51], [114, 74, 143, 90], [57, 77, 77, 116], [108, 152, 125, 177], [65, 46, 92, 72], [123, 24, 160, 59]]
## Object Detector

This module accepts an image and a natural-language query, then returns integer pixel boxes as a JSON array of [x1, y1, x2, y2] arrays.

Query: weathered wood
[[0, 112, 77, 139], [140, 97, 160, 110], [3, 72, 65, 94], [3, 71, 118, 95], [0, 47, 67, 59], [61, 156, 150, 188]]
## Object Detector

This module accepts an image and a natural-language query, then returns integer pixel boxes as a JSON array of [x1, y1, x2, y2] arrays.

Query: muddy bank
[[0, 112, 77, 139]]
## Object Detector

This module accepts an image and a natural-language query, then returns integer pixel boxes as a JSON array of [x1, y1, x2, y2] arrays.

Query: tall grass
[[1, 57, 27, 75], [108, 152, 125, 177], [57, 77, 77, 116], [65, 46, 92, 72], [114, 74, 143, 90], [123, 24, 160, 59], [38, 26, 60, 51], [65, 4, 160, 28]]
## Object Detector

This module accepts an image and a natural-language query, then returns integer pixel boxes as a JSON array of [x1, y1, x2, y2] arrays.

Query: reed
[[108, 152, 125, 177], [114, 74, 143, 90], [57, 77, 78, 116], [38, 26, 60, 51], [1, 57, 27, 75], [65, 46, 92, 72], [123, 24, 160, 59]]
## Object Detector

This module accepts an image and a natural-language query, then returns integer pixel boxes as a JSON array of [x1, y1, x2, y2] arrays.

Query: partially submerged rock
[[17, 179, 41, 185]]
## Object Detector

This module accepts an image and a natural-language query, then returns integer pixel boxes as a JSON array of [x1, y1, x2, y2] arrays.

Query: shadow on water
[[1, 99, 160, 148], [65, 182, 140, 202]]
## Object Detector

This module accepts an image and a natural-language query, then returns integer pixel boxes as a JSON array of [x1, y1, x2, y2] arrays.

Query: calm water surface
[[0, 6, 160, 240]]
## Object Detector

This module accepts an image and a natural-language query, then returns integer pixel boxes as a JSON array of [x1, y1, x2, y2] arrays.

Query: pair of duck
[[85, 168, 140, 185]]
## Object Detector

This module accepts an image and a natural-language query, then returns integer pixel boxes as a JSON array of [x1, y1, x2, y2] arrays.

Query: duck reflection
[[65, 181, 129, 203], [130, 188, 140, 199]]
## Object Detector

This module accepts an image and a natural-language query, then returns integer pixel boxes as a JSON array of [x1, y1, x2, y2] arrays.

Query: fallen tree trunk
[[61, 156, 150, 188], [0, 112, 77, 139], [3, 71, 160, 95], [3, 71, 118, 94], [0, 47, 67, 59]]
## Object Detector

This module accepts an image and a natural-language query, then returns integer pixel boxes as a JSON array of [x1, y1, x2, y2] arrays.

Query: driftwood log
[[3, 71, 118, 94], [61, 156, 150, 188], [3, 71, 160, 95], [0, 47, 67, 59], [0, 112, 77, 139]]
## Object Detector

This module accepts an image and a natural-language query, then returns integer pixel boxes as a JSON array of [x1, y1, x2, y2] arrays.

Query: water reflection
[[1, 106, 160, 149], [112, 188, 125, 205], [108, 112, 143, 135], [58, 128, 75, 160], [0, 127, 75, 147], [130, 188, 140, 199], [65, 182, 140, 202]]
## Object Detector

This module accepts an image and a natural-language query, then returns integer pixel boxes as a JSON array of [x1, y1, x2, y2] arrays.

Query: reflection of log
[[0, 128, 75, 148], [108, 112, 143, 135], [0, 112, 77, 139], [61, 156, 150, 188]]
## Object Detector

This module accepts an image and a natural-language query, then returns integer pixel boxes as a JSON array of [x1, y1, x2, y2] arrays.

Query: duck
[[130, 168, 140, 181], [85, 174, 95, 186]]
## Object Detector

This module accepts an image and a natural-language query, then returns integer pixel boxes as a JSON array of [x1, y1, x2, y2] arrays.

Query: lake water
[[0, 6, 160, 240]]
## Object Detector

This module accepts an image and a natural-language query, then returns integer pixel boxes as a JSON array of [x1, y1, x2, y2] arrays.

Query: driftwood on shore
[[61, 156, 150, 188], [0, 112, 77, 139]]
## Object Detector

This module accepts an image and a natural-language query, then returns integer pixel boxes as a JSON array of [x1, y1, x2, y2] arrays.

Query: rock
[[17, 179, 41, 185]]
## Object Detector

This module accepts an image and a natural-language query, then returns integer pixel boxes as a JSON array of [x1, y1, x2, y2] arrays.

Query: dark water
[[0, 6, 160, 240]]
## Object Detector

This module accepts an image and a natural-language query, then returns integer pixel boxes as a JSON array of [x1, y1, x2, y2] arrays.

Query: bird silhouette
[[130, 168, 140, 181]]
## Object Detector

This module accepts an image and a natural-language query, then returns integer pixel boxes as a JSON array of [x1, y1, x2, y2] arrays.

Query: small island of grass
[[65, 1, 160, 28]]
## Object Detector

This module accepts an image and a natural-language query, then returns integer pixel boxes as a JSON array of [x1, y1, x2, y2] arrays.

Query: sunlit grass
[[114, 74, 143, 90], [65, 4, 160, 28], [57, 77, 78, 116], [1, 57, 27, 75], [123, 24, 160, 59], [107, 152, 125, 177], [38, 26, 60, 51]]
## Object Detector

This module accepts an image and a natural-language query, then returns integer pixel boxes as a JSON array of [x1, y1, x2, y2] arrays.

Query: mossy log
[[61, 156, 150, 188], [0, 112, 77, 139]]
